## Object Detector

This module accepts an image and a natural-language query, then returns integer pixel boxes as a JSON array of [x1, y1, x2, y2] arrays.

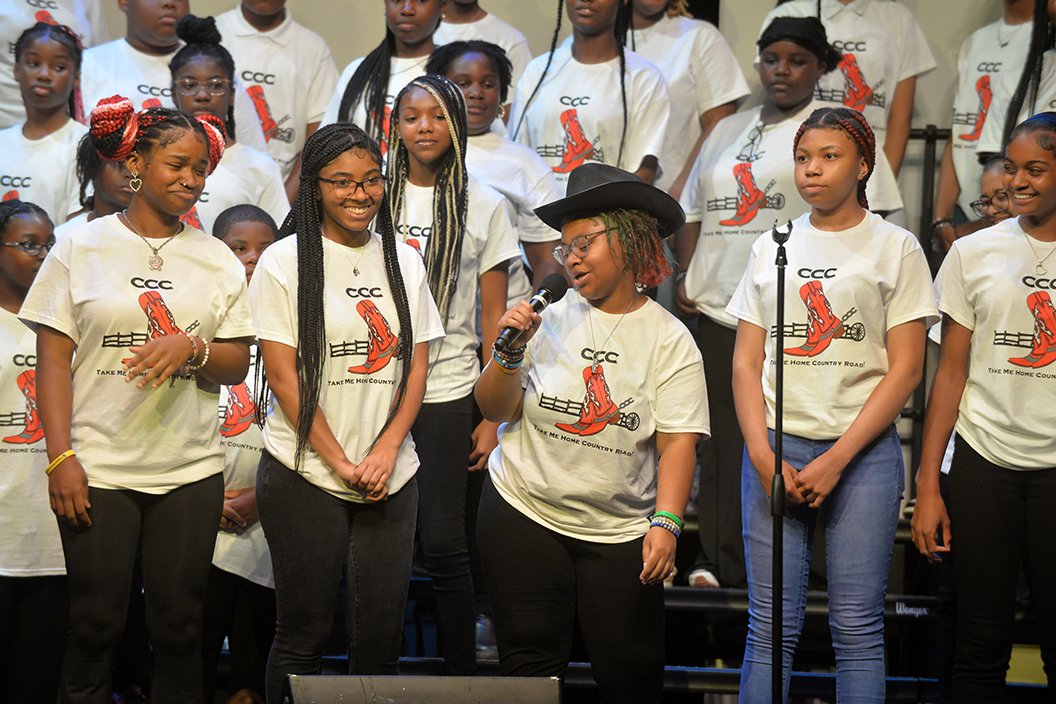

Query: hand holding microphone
[[494, 273, 569, 352]]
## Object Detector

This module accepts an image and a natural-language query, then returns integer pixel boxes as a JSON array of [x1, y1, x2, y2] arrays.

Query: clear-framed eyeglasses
[[0, 240, 54, 257], [969, 191, 1009, 219], [174, 78, 231, 97], [552, 228, 611, 264]]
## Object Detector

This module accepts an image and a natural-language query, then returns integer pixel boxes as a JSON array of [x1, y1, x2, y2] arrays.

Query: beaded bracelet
[[187, 337, 211, 371], [650, 516, 681, 539], [652, 510, 684, 530], [183, 332, 199, 366], [45, 449, 76, 476], [491, 349, 523, 371]]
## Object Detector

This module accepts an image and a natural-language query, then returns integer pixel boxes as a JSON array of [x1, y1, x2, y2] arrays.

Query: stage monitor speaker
[[283, 674, 561, 703]]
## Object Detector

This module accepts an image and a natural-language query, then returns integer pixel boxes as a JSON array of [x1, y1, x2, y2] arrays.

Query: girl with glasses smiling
[[0, 199, 64, 704], [249, 122, 444, 702], [168, 15, 289, 233]]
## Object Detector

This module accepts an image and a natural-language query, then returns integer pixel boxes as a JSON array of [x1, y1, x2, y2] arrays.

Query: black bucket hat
[[758, 17, 843, 74], [534, 163, 685, 237]]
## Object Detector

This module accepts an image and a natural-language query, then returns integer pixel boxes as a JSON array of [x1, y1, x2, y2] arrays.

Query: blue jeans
[[257, 451, 417, 704], [739, 426, 904, 703]]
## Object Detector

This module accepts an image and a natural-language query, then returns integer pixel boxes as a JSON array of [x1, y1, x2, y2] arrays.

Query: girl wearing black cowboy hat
[[474, 162, 709, 703]]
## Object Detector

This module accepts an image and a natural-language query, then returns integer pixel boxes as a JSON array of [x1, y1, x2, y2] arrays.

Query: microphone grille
[[540, 272, 569, 302]]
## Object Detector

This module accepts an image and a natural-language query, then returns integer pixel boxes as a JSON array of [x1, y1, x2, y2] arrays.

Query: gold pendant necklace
[[120, 210, 184, 271]]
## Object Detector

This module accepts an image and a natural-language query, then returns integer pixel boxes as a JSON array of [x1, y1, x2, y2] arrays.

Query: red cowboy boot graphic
[[1009, 291, 1056, 368], [138, 291, 182, 341], [786, 281, 844, 357], [3, 191, 19, 202], [720, 162, 767, 227], [555, 364, 623, 437], [181, 206, 203, 230], [142, 98, 163, 109], [220, 383, 255, 437], [838, 54, 874, 112], [553, 109, 596, 174], [959, 75, 992, 142], [4, 370, 43, 444], [34, 11, 57, 24], [406, 238, 422, 255], [245, 84, 278, 142], [348, 300, 399, 374]]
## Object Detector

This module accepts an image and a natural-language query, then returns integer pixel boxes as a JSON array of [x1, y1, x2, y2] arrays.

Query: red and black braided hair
[[88, 95, 225, 175], [793, 106, 875, 210], [15, 22, 85, 124]]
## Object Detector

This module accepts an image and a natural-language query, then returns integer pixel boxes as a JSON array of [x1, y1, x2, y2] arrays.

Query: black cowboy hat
[[758, 17, 843, 75], [534, 163, 686, 237]]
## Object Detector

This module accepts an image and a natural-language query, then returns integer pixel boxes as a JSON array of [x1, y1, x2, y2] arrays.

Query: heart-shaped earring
[[129, 172, 142, 193]]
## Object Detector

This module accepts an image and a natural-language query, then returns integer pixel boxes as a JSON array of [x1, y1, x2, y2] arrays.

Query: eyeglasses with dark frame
[[317, 175, 387, 197], [969, 191, 1010, 219], [1, 240, 55, 257], [551, 228, 612, 265], [174, 79, 231, 97]]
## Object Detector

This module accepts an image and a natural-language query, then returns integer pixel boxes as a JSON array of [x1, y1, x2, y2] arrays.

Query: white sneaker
[[687, 567, 720, 588]]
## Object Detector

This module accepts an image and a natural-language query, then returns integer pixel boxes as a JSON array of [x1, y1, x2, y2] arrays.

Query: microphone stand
[[770, 219, 792, 703]]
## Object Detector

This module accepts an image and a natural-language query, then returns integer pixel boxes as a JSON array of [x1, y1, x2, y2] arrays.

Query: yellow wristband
[[45, 449, 76, 476]]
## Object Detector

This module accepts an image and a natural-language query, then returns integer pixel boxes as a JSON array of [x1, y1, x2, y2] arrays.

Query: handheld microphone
[[494, 273, 569, 352]]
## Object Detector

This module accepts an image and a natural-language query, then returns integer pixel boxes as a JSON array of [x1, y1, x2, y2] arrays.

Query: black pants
[[0, 574, 67, 704], [201, 566, 276, 702], [258, 452, 417, 704], [694, 314, 747, 587], [477, 479, 664, 703], [57, 473, 224, 704], [948, 435, 1056, 701], [412, 396, 477, 674]]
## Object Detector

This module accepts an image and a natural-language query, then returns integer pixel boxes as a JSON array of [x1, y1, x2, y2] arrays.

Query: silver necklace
[[586, 296, 638, 373], [325, 227, 372, 276], [120, 210, 184, 271], [1024, 231, 1056, 276]]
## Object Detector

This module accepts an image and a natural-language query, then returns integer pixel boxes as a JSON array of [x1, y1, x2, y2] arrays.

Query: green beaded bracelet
[[652, 510, 684, 530]]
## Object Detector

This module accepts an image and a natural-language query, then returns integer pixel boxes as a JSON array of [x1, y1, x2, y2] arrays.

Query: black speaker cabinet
[[283, 674, 561, 703]]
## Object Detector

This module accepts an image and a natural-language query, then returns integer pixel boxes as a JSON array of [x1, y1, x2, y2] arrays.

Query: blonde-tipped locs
[[387, 75, 469, 320]]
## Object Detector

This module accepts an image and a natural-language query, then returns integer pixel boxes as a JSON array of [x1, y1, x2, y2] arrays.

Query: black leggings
[[201, 566, 275, 702], [0, 574, 67, 704], [57, 474, 224, 704], [477, 479, 664, 704], [948, 436, 1056, 701]]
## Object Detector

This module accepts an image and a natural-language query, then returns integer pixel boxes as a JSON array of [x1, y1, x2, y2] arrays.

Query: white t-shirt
[[19, 214, 254, 494], [627, 14, 749, 193], [212, 345, 272, 588], [466, 129, 562, 306], [680, 100, 903, 329], [397, 176, 520, 402], [181, 142, 289, 234], [321, 54, 428, 152], [979, 49, 1056, 156], [80, 38, 268, 152], [759, 0, 936, 146], [0, 119, 86, 224], [949, 18, 1031, 215], [936, 217, 1056, 469], [509, 45, 670, 193], [0, 0, 108, 128], [250, 232, 444, 500], [488, 292, 709, 543], [214, 8, 339, 179], [54, 210, 89, 239], [434, 14, 533, 96], [727, 211, 938, 439], [0, 308, 64, 577]]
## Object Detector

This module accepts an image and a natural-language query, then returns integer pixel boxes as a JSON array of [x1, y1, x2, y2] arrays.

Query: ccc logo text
[[977, 62, 1003, 73], [1023, 276, 1056, 290], [832, 40, 867, 52], [581, 348, 619, 364], [560, 96, 590, 107], [0, 175, 31, 188], [137, 85, 171, 97], [396, 225, 431, 238], [346, 287, 384, 298], [131, 278, 174, 290], [797, 267, 837, 279], [26, 0, 60, 8], [13, 354, 35, 367], [241, 71, 276, 85]]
